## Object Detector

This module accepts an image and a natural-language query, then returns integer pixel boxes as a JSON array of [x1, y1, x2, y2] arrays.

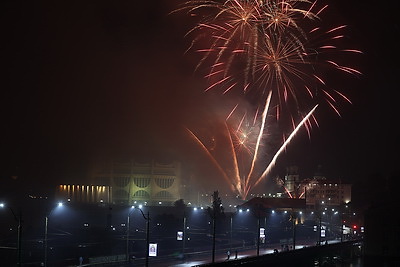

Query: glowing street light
[[0, 203, 22, 266], [127, 205, 150, 267], [126, 206, 135, 262], [44, 202, 64, 267]]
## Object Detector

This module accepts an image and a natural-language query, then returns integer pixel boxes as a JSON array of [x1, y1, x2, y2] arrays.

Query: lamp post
[[126, 206, 135, 262], [126, 213, 130, 261], [212, 213, 216, 263], [16, 212, 22, 266], [318, 212, 322, 245], [44, 202, 63, 267], [44, 215, 48, 267], [316, 201, 323, 246], [144, 211, 150, 267], [292, 210, 297, 250], [252, 204, 268, 257], [135, 207, 150, 267], [1, 203, 22, 266], [230, 214, 233, 252], [256, 216, 261, 256], [182, 212, 186, 258], [340, 204, 346, 242]]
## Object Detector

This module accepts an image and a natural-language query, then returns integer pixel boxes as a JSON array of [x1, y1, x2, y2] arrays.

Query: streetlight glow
[[45, 202, 65, 267]]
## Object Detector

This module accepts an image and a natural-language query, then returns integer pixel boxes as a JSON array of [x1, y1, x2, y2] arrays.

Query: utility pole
[[1, 205, 22, 266], [17, 212, 22, 267], [126, 214, 130, 262], [145, 211, 150, 267], [11, 208, 22, 266], [340, 204, 344, 242], [182, 213, 186, 258], [137, 208, 150, 267], [230, 214, 233, 252], [212, 213, 216, 263], [319, 213, 322, 245], [256, 217, 260, 256], [292, 211, 296, 250], [44, 216, 48, 267], [44, 202, 63, 267]]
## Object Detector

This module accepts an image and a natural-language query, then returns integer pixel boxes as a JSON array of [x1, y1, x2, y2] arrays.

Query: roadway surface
[[123, 239, 341, 267]]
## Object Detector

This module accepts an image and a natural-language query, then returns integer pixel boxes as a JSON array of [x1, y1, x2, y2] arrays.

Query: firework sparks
[[175, 0, 361, 199], [244, 91, 271, 189], [252, 104, 318, 190], [185, 127, 237, 192], [174, 0, 361, 121], [276, 176, 306, 198], [187, 98, 317, 199]]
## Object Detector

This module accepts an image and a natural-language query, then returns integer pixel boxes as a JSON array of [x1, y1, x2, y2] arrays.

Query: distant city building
[[282, 165, 352, 207], [88, 159, 182, 206], [56, 161, 351, 210], [303, 179, 352, 207], [284, 166, 301, 196], [56, 184, 112, 204]]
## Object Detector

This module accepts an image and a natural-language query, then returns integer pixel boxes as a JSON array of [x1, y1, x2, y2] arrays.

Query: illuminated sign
[[259, 228, 265, 237], [149, 243, 158, 257], [177, 231, 183, 241], [259, 227, 265, 243]]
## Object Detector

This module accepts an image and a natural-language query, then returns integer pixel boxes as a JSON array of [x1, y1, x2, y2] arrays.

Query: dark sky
[[1, 0, 399, 201]]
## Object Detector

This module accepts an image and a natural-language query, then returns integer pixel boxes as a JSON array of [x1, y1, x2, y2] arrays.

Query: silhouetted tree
[[173, 199, 186, 217]]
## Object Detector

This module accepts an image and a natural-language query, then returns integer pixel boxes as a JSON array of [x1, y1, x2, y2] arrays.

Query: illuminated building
[[88, 159, 182, 206], [56, 184, 112, 204], [303, 179, 351, 207], [282, 166, 352, 207]]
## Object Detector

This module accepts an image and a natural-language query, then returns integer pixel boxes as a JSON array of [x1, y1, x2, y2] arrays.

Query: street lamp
[[256, 215, 261, 256], [140, 209, 150, 267], [230, 213, 233, 252], [229, 209, 246, 253], [182, 211, 187, 259], [44, 202, 63, 267], [0, 203, 22, 266], [291, 210, 299, 250], [130, 206, 150, 267], [126, 205, 138, 262]]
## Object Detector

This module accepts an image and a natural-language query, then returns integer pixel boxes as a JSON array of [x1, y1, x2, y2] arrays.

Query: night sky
[[1, 0, 399, 205]]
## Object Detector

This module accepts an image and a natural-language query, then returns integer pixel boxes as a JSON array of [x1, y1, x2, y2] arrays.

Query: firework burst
[[175, 0, 361, 199], [175, 0, 361, 121], [187, 95, 317, 199]]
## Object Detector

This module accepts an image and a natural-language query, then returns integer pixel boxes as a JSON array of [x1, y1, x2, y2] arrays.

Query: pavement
[[125, 239, 341, 267]]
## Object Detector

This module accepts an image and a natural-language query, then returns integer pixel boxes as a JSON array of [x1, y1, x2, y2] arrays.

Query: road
[[124, 239, 341, 267]]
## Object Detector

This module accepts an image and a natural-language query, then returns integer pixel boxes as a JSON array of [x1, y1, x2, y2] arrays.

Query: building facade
[[282, 166, 352, 207], [88, 159, 182, 206], [56, 184, 112, 204], [302, 179, 351, 207]]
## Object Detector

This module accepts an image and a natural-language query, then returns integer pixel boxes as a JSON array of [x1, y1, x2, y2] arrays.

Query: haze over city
[[1, 0, 399, 208], [2, 1, 400, 267]]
